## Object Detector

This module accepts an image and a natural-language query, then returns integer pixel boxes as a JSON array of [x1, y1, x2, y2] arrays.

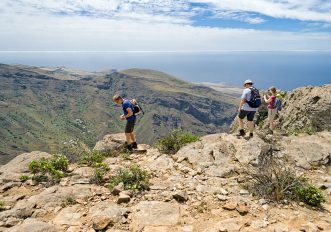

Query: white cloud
[[0, 0, 331, 51], [211, 10, 266, 24], [196, 0, 331, 23], [0, 13, 330, 51]]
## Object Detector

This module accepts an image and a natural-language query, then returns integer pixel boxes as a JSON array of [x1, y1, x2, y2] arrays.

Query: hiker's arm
[[264, 95, 271, 103], [124, 108, 133, 118], [239, 98, 245, 111]]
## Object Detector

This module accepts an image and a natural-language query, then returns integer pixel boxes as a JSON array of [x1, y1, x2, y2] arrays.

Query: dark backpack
[[130, 99, 144, 115], [247, 87, 262, 108]]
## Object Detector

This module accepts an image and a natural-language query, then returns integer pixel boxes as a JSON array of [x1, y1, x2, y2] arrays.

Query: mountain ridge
[[0, 64, 238, 164]]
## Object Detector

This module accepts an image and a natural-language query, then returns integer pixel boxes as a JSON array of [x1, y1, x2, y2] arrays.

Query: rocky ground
[[0, 131, 330, 232]]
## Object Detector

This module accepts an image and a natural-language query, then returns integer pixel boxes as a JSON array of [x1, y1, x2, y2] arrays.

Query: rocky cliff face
[[277, 84, 331, 134], [0, 129, 330, 232]]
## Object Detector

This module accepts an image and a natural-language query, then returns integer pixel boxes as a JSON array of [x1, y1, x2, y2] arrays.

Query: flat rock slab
[[9, 219, 58, 232], [131, 201, 180, 231], [52, 206, 82, 226]]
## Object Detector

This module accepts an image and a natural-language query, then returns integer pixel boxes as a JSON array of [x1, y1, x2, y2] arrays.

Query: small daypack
[[247, 87, 262, 108], [130, 99, 144, 115], [273, 97, 283, 112]]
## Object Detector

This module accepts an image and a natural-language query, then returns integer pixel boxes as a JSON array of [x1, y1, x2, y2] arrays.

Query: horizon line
[[1, 50, 331, 53]]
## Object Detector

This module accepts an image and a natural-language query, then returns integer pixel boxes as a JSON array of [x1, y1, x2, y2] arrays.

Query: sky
[[0, 0, 331, 51]]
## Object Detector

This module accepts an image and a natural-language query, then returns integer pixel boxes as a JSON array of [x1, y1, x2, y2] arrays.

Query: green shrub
[[78, 150, 105, 167], [156, 129, 199, 154], [257, 110, 268, 128], [243, 147, 324, 208], [90, 162, 110, 185], [109, 165, 150, 192], [32, 175, 49, 183], [28, 154, 69, 184], [0, 201, 5, 211], [20, 175, 30, 182], [66, 196, 76, 205], [296, 184, 325, 207]]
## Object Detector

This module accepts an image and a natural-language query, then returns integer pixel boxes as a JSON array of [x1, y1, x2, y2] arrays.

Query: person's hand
[[120, 115, 125, 120], [238, 107, 241, 112]]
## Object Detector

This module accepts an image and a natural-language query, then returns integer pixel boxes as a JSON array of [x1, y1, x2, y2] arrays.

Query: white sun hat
[[244, 79, 254, 85]]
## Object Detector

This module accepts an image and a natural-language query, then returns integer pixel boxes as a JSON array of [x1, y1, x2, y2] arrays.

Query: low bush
[[20, 175, 30, 182], [156, 129, 199, 154], [90, 162, 110, 185], [65, 196, 76, 205], [296, 184, 325, 207], [243, 147, 325, 207], [78, 150, 106, 167], [0, 201, 5, 211], [28, 154, 69, 184], [109, 165, 150, 192]]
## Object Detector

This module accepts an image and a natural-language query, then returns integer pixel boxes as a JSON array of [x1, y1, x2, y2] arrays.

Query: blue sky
[[0, 0, 331, 51]]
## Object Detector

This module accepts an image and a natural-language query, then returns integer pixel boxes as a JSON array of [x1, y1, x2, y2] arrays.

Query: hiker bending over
[[112, 95, 137, 151], [237, 79, 261, 138], [263, 86, 277, 134]]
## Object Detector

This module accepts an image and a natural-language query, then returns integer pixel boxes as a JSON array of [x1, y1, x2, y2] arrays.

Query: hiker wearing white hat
[[236, 79, 262, 138]]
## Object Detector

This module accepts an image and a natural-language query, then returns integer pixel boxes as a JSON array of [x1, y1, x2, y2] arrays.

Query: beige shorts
[[268, 108, 277, 121]]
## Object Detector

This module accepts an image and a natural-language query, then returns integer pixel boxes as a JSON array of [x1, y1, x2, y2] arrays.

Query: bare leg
[[130, 133, 136, 143], [125, 133, 132, 144], [247, 121, 254, 133], [238, 117, 244, 130], [269, 118, 274, 130]]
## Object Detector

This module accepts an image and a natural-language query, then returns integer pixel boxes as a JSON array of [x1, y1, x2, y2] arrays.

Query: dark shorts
[[125, 119, 136, 133], [238, 110, 256, 121]]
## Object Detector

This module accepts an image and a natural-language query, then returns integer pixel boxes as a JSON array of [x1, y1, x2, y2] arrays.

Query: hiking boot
[[132, 142, 138, 149], [236, 129, 246, 137], [126, 144, 133, 151], [266, 128, 274, 135], [249, 133, 253, 138]]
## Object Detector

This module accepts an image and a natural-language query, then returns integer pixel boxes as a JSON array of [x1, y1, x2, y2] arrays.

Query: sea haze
[[0, 51, 330, 90]]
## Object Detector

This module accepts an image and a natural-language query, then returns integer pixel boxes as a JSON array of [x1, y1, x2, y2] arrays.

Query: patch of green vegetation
[[109, 165, 150, 192], [78, 150, 106, 167], [29, 154, 69, 184], [292, 127, 316, 136], [20, 175, 30, 182], [0, 201, 5, 211], [90, 162, 110, 185], [77, 150, 112, 185], [156, 129, 200, 154], [65, 196, 76, 205], [258, 110, 268, 128], [296, 184, 325, 207]]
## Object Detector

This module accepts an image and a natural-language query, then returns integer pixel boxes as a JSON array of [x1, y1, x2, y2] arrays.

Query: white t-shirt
[[241, 88, 257, 112]]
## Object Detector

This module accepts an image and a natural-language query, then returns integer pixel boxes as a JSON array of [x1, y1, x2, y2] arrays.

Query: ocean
[[0, 51, 330, 90]]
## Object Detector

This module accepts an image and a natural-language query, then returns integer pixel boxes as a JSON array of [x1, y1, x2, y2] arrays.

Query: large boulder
[[86, 201, 128, 230], [280, 131, 331, 169], [0, 151, 52, 182], [93, 133, 126, 152], [174, 133, 267, 177], [277, 84, 331, 134]]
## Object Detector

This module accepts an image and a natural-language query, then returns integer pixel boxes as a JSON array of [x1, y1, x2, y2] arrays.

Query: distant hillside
[[0, 64, 238, 163]]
